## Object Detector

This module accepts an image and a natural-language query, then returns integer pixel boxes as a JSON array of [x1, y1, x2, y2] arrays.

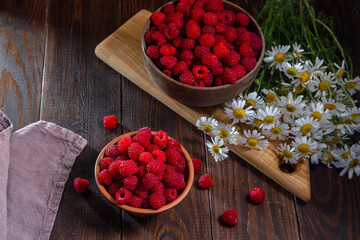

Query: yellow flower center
[[325, 153, 334, 163], [349, 159, 359, 168], [337, 69, 344, 78], [275, 53, 286, 63], [298, 71, 309, 83], [345, 119, 356, 124], [296, 84, 303, 94], [345, 81, 356, 89], [286, 68, 298, 76], [253, 118, 263, 126], [310, 112, 322, 121], [219, 129, 230, 138], [324, 103, 335, 110], [300, 124, 312, 134], [245, 99, 256, 107], [298, 144, 310, 154], [212, 145, 220, 154], [202, 124, 213, 133], [270, 127, 281, 135], [264, 116, 275, 124], [283, 150, 292, 158], [278, 86, 288, 95], [247, 137, 258, 147], [266, 93, 276, 103], [319, 81, 329, 91], [294, 51, 300, 59], [351, 113, 360, 118], [326, 138, 340, 145], [233, 109, 246, 119], [285, 104, 296, 113], [341, 152, 350, 159]]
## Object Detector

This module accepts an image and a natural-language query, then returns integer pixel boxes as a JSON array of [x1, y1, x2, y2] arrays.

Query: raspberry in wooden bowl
[[141, 0, 265, 107], [94, 127, 194, 217]]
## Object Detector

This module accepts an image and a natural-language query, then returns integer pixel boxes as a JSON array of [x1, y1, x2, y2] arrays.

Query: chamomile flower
[[291, 116, 319, 137], [304, 102, 332, 127], [257, 105, 281, 129], [340, 77, 360, 95], [338, 151, 360, 179], [276, 92, 305, 123], [213, 122, 239, 145], [206, 136, 229, 162], [310, 143, 327, 164], [343, 107, 360, 120], [224, 99, 255, 124], [313, 72, 337, 99], [292, 42, 304, 61], [261, 89, 278, 104], [278, 143, 301, 164], [334, 60, 346, 79], [262, 122, 290, 140], [247, 114, 263, 128], [244, 92, 265, 109], [319, 97, 346, 115], [331, 144, 360, 161], [291, 136, 318, 157], [282, 62, 304, 79], [336, 116, 360, 135], [264, 45, 291, 70], [238, 130, 269, 150], [320, 146, 338, 168], [196, 117, 218, 135], [308, 57, 327, 75]]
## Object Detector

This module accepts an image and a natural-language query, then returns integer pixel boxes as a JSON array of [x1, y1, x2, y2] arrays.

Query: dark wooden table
[[1, 0, 359, 239]]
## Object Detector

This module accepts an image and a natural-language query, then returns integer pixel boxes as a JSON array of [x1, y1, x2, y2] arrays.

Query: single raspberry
[[201, 25, 216, 35], [105, 145, 120, 158], [215, 22, 227, 33], [167, 12, 184, 29], [165, 149, 182, 166], [147, 160, 166, 175], [152, 31, 167, 47], [133, 132, 151, 148], [232, 64, 246, 79], [205, 0, 223, 12], [237, 30, 250, 45], [213, 42, 230, 59], [194, 46, 210, 59], [180, 50, 195, 63], [185, 20, 201, 39], [203, 12, 217, 26], [223, 50, 241, 67], [119, 160, 138, 177], [149, 192, 166, 210], [195, 79, 205, 87], [146, 144, 160, 153], [203, 74, 214, 86], [239, 43, 254, 57], [134, 183, 149, 198], [128, 195, 143, 208], [152, 149, 167, 163], [236, 12, 249, 27], [153, 130, 169, 149], [128, 142, 145, 161], [100, 157, 114, 170], [173, 61, 189, 76], [97, 169, 113, 185], [167, 139, 182, 152], [222, 209, 238, 226], [250, 187, 265, 203], [142, 173, 160, 189], [192, 158, 202, 174], [172, 36, 184, 49], [176, 2, 191, 14], [179, 71, 195, 85], [160, 56, 177, 69], [163, 3, 175, 15], [191, 8, 205, 23], [145, 30, 154, 45], [115, 187, 132, 204], [151, 11, 166, 26], [199, 33, 215, 47], [141, 196, 151, 208], [180, 0, 195, 4], [117, 136, 132, 155], [164, 187, 178, 202], [137, 127, 153, 139], [201, 53, 219, 69], [193, 0, 207, 9], [123, 175, 139, 191], [181, 38, 196, 50], [163, 69, 172, 78], [250, 32, 262, 51], [224, 26, 237, 43], [74, 178, 89, 193], [108, 160, 121, 176], [214, 34, 227, 45], [151, 181, 165, 193], [103, 115, 118, 130], [164, 166, 186, 190], [158, 23, 167, 32], [241, 57, 257, 71], [222, 10, 236, 25], [136, 165, 147, 180], [214, 76, 224, 86], [198, 173, 214, 188], [139, 152, 153, 165], [192, 65, 210, 79], [211, 62, 224, 76], [163, 23, 180, 41], [223, 68, 238, 84], [146, 45, 160, 60], [107, 182, 121, 196]]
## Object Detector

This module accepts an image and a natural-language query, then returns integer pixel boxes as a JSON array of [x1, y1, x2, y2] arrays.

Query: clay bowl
[[94, 131, 194, 217], [141, 0, 265, 107]]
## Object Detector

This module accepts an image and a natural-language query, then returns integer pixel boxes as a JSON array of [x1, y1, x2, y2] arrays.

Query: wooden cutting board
[[95, 10, 311, 201]]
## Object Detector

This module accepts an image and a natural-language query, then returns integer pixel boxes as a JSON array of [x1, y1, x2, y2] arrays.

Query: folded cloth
[[0, 110, 87, 240]]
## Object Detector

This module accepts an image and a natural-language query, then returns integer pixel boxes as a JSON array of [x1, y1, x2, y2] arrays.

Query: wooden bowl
[[94, 131, 194, 217], [141, 0, 265, 107]]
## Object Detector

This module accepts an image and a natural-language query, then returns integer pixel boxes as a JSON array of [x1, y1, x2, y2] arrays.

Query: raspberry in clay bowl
[[94, 127, 194, 217], [141, 0, 265, 107]]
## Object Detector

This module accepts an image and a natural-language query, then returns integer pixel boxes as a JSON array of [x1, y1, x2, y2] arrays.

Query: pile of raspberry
[[97, 127, 188, 210], [145, 0, 262, 87]]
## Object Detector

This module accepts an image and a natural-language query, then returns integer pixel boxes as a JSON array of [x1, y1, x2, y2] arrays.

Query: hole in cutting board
[[279, 163, 296, 173]]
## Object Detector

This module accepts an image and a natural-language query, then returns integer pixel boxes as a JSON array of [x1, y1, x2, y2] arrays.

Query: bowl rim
[[94, 131, 194, 215], [141, 0, 266, 91]]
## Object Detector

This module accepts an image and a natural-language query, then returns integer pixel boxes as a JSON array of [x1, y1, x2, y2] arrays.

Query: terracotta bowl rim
[[140, 0, 265, 91], [94, 131, 194, 215]]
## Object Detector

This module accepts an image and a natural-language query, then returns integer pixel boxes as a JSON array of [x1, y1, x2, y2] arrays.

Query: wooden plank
[[0, 0, 48, 130], [95, 9, 311, 201]]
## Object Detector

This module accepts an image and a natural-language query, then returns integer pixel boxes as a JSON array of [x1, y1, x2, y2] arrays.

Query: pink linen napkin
[[0, 110, 87, 240]]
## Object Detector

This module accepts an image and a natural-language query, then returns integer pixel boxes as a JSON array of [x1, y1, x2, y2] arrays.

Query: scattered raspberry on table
[[221, 209, 238, 226], [103, 115, 118, 130], [249, 187, 265, 203], [198, 173, 214, 188], [74, 178, 89, 193]]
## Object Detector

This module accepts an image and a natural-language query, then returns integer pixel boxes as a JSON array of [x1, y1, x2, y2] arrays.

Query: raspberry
[[224, 26, 237, 43], [185, 20, 201, 39], [137, 127, 153, 139], [191, 8, 205, 23], [128, 142, 145, 161], [141, 196, 151, 208], [152, 31, 167, 47], [239, 43, 254, 57], [236, 12, 249, 27], [167, 12, 184, 29], [74, 178, 89, 193], [164, 187, 178, 202], [213, 42, 230, 59], [249, 187, 265, 203], [214, 34, 227, 44], [237, 30, 250, 45], [158, 23, 167, 32], [119, 160, 138, 177], [154, 59, 164, 69], [151, 11, 166, 27], [163, 23, 180, 40], [199, 33, 215, 47], [179, 71, 195, 85], [166, 149, 182, 165], [201, 53, 219, 68], [103, 115, 118, 130], [145, 30, 154, 45], [250, 32, 262, 51], [223, 68, 238, 84], [153, 130, 169, 149], [203, 12, 217, 25], [108, 160, 121, 176], [163, 69, 172, 78], [203, 74, 214, 86], [193, 0, 207, 9], [117, 136, 132, 155], [232, 64, 246, 79], [222, 209, 238, 226], [138, 152, 153, 165], [194, 46, 210, 59], [129, 195, 143, 208], [198, 173, 214, 188], [180, 50, 195, 64], [176, 2, 192, 14], [160, 56, 177, 69], [211, 62, 224, 76], [172, 36, 184, 48], [142, 173, 160, 189], [195, 80, 205, 87], [192, 158, 202, 174], [167, 139, 182, 153], [223, 50, 241, 67], [147, 144, 160, 153], [105, 145, 120, 158], [97, 169, 113, 185], [115, 187, 132, 204], [134, 183, 149, 198], [205, 0, 223, 12], [192, 65, 210, 79], [100, 157, 114, 170], [152, 149, 167, 163], [147, 160, 166, 175], [164, 165, 186, 190], [227, 42, 235, 51], [173, 61, 189, 76], [241, 57, 257, 71], [214, 76, 224, 86], [151, 181, 165, 193], [163, 3, 175, 15], [222, 10, 236, 25], [201, 25, 216, 35], [180, 0, 195, 4], [133, 132, 151, 148], [181, 38, 196, 50], [149, 192, 166, 210], [115, 156, 128, 161], [215, 22, 227, 33], [108, 182, 121, 196], [136, 166, 147, 180], [146, 45, 160, 60], [123, 175, 139, 191]]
